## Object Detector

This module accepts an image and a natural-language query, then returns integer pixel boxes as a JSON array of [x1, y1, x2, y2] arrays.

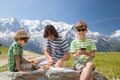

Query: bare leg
[[89, 72, 93, 80], [80, 61, 94, 80]]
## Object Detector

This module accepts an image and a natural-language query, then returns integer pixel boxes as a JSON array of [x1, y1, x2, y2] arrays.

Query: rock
[[0, 67, 108, 80], [0, 70, 47, 80], [93, 71, 108, 80]]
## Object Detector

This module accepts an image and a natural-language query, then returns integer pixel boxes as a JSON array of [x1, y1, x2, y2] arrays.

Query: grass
[[0, 46, 120, 79], [93, 52, 120, 80], [0, 64, 8, 72], [0, 46, 8, 59], [64, 52, 120, 80]]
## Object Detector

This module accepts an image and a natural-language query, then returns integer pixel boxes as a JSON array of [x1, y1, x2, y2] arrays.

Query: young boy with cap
[[8, 30, 33, 72]]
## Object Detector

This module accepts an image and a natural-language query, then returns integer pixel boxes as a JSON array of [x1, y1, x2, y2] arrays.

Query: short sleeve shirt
[[45, 36, 69, 63], [70, 38, 97, 65], [8, 42, 23, 71]]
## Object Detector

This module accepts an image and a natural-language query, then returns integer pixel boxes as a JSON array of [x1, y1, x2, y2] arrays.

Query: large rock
[[0, 67, 108, 80], [0, 70, 47, 80]]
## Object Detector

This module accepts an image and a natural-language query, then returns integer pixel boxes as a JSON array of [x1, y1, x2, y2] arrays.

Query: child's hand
[[78, 49, 86, 55], [54, 59, 63, 67], [30, 59, 38, 64], [48, 58, 54, 66], [80, 48, 87, 54]]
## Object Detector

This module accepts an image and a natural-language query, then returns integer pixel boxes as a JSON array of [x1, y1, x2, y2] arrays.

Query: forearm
[[44, 51, 52, 60], [23, 58, 31, 63], [60, 51, 70, 61], [72, 52, 83, 59], [54, 52, 70, 67], [16, 62, 21, 71], [85, 51, 95, 59], [15, 55, 22, 71], [44, 47, 52, 60]]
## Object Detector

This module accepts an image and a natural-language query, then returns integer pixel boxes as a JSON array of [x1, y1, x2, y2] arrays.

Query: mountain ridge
[[0, 17, 120, 53]]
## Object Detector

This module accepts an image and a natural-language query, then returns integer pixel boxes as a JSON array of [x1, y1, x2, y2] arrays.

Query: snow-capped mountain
[[0, 17, 120, 53]]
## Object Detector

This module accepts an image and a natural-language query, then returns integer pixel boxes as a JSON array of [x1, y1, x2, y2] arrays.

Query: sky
[[0, 0, 120, 35]]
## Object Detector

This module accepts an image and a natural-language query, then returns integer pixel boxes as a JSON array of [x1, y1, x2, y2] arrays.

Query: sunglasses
[[23, 39, 28, 43], [77, 29, 86, 32]]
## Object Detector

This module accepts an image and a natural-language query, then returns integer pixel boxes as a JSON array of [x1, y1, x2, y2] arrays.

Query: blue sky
[[0, 0, 120, 35]]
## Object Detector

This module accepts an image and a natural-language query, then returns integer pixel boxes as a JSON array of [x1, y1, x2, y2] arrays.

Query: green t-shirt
[[8, 41, 23, 71], [69, 38, 97, 65]]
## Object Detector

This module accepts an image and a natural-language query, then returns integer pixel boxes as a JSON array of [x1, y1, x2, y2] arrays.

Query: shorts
[[35, 56, 49, 69], [74, 61, 87, 72], [21, 62, 32, 70], [74, 60, 95, 73], [13, 61, 33, 72]]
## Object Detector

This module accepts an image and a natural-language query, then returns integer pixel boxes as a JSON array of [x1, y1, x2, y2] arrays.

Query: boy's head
[[75, 21, 87, 32], [43, 24, 58, 39], [14, 30, 30, 45]]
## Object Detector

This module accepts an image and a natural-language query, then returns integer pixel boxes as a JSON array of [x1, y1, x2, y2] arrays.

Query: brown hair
[[43, 25, 58, 38], [75, 21, 87, 30]]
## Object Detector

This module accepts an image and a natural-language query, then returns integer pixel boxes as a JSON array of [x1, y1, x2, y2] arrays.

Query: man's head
[[14, 30, 30, 46], [43, 25, 58, 40]]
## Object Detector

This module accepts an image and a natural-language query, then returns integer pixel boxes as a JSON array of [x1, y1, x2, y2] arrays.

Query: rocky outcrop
[[0, 67, 107, 80]]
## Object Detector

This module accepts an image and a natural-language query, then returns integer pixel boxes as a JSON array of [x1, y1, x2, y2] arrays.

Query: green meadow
[[64, 52, 120, 80], [0, 46, 8, 59], [0, 46, 120, 79], [93, 52, 120, 80]]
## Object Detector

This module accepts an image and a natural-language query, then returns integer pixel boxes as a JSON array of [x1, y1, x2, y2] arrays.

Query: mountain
[[0, 17, 120, 53]]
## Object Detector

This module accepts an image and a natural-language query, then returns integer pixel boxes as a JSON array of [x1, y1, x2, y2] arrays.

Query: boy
[[70, 21, 97, 80], [31, 24, 70, 69], [8, 30, 33, 72]]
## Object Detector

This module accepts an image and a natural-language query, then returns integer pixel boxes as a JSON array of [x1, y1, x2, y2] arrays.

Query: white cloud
[[87, 30, 101, 37], [110, 30, 120, 37]]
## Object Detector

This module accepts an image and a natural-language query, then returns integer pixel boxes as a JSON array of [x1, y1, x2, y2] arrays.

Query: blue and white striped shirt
[[45, 36, 69, 63]]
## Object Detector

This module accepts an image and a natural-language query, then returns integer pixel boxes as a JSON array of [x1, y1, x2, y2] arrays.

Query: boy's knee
[[86, 62, 95, 69]]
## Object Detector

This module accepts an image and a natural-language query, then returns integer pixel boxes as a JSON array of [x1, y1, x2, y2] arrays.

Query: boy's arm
[[61, 51, 70, 61], [72, 49, 84, 59], [23, 57, 31, 63], [44, 47, 54, 65], [15, 55, 22, 71], [54, 51, 70, 67], [84, 50, 96, 59]]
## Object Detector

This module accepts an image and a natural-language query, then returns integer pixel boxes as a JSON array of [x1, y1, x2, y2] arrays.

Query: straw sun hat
[[14, 30, 30, 38]]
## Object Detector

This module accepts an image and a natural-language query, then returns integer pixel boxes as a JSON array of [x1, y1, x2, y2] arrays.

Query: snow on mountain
[[0, 17, 25, 34], [0, 17, 120, 53], [109, 30, 120, 41]]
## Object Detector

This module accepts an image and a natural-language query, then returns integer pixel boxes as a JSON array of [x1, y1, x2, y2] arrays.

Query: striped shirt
[[45, 36, 69, 63], [70, 38, 97, 65], [8, 42, 23, 71]]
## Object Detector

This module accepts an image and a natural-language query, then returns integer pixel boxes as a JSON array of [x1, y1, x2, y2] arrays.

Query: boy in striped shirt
[[70, 21, 97, 80], [32, 25, 70, 69]]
